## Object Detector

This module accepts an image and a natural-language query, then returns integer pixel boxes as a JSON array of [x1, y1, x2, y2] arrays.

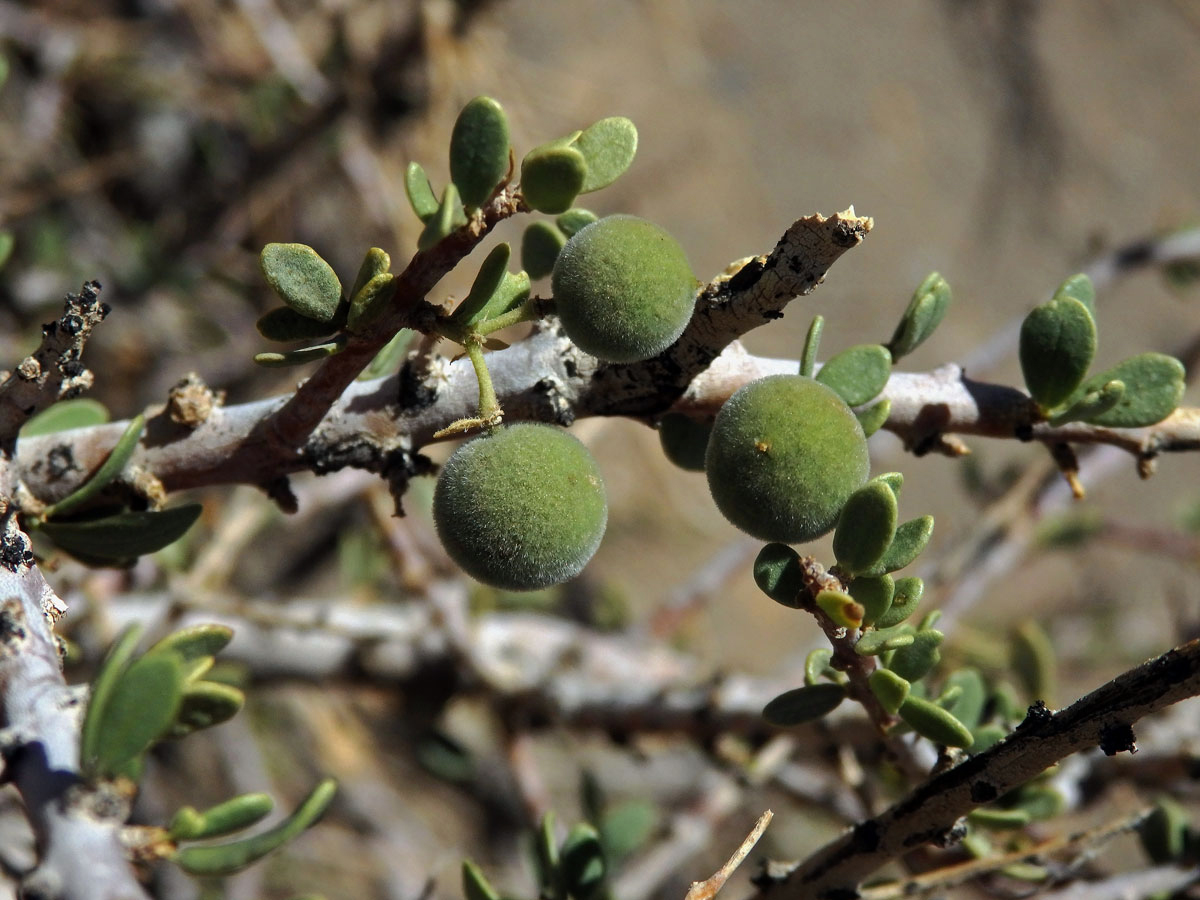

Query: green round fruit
[[705, 375, 870, 543], [433, 423, 608, 591], [551, 215, 698, 363]]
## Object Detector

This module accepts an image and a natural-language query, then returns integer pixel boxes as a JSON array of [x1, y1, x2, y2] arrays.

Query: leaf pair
[[521, 117, 638, 214], [522, 208, 598, 279], [832, 473, 933, 577], [80, 624, 239, 781], [447, 243, 531, 331], [1021, 273, 1185, 425], [800, 317, 893, 437], [525, 812, 610, 900]]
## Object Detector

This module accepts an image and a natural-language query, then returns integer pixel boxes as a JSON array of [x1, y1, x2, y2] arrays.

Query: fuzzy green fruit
[[433, 424, 608, 591], [551, 215, 697, 363], [705, 375, 870, 543]]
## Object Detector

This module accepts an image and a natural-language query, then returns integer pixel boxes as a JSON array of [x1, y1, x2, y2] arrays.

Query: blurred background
[[2, 1, 1200, 898]]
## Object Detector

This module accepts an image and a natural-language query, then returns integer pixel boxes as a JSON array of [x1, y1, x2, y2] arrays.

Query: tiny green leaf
[[804, 648, 835, 686], [870, 472, 903, 499], [450, 96, 511, 209], [1069, 352, 1186, 427], [556, 208, 598, 237], [968, 807, 1031, 830], [260, 243, 342, 323], [971, 723, 1008, 754], [146, 624, 233, 665], [1053, 273, 1095, 320], [256, 307, 339, 343], [1019, 296, 1096, 411], [520, 143, 588, 214], [463, 860, 502, 900], [762, 683, 846, 726], [450, 242, 512, 327], [404, 161, 439, 222], [476, 270, 532, 323], [897, 695, 973, 748], [888, 272, 951, 360], [849, 575, 894, 626], [359, 329, 414, 381], [876, 576, 923, 628], [1048, 379, 1125, 426], [80, 624, 145, 771], [816, 344, 892, 407], [522, 221, 568, 279], [254, 336, 348, 367], [346, 272, 396, 333], [348, 247, 391, 301], [575, 116, 638, 193], [170, 794, 274, 841], [862, 515, 935, 576], [88, 651, 185, 779], [0, 231, 13, 271], [40, 504, 203, 563], [940, 667, 987, 730], [800, 316, 823, 379], [20, 398, 109, 437], [887, 629, 944, 682], [43, 413, 145, 520], [869, 668, 911, 715], [173, 778, 337, 876], [418, 182, 469, 251], [534, 811, 560, 896], [560, 823, 606, 900], [1011, 621, 1056, 704], [168, 680, 245, 737], [855, 625, 914, 656], [599, 799, 658, 863], [833, 481, 899, 576], [816, 589, 864, 629], [752, 543, 804, 608], [855, 398, 891, 437], [1012, 785, 1064, 821]]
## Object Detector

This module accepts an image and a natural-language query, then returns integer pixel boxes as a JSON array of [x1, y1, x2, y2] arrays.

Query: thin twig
[[684, 810, 774, 900]]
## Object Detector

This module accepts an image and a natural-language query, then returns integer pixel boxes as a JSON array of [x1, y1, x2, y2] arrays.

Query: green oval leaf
[[556, 208, 598, 237], [560, 823, 606, 900], [1053, 273, 1095, 320], [477, 270, 532, 323], [520, 144, 587, 214], [1069, 352, 1185, 427], [855, 397, 891, 437], [88, 650, 185, 779], [348, 247, 391, 300], [173, 778, 337, 876], [816, 344, 892, 407], [1019, 296, 1096, 410], [450, 243, 512, 327], [346, 272, 396, 333], [521, 221, 567, 280], [887, 629, 944, 682], [804, 648, 835, 686], [20, 398, 109, 437], [658, 413, 711, 473], [41, 503, 203, 563], [940, 667, 987, 730], [753, 542, 803, 608], [256, 306, 339, 343], [855, 625, 914, 656], [869, 668, 911, 715], [418, 183, 469, 251], [404, 161, 438, 222], [168, 680, 245, 737], [968, 807, 1032, 830], [762, 683, 846, 726], [863, 515, 935, 577], [1048, 379, 1124, 426], [833, 481, 899, 575], [898, 695, 973, 748], [170, 793, 274, 841], [43, 414, 145, 520], [260, 243, 342, 323], [1140, 797, 1192, 863], [849, 574, 894, 626], [147, 624, 233, 666], [80, 624, 145, 772], [575, 116, 638, 193], [1011, 621, 1056, 703], [888, 272, 951, 361], [450, 96, 511, 209], [876, 576, 923, 628], [359, 329, 414, 381], [871, 472, 904, 499]]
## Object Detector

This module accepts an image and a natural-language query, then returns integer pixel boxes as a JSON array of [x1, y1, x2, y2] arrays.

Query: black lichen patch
[[0, 531, 34, 572]]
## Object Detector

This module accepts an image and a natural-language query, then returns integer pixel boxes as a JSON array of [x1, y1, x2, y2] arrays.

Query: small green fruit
[[433, 424, 607, 591], [705, 375, 871, 543], [551, 215, 698, 363]]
